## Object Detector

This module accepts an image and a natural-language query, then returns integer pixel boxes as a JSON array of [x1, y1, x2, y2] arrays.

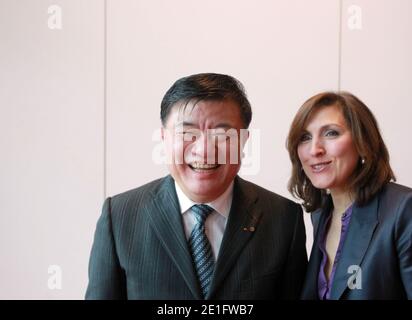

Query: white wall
[[0, 0, 104, 299], [1, 0, 411, 299], [340, 0, 412, 187]]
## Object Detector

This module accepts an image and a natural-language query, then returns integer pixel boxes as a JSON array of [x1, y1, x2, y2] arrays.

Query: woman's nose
[[309, 138, 325, 157]]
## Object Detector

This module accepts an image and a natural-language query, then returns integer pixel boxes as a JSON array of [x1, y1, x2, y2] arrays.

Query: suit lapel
[[145, 176, 202, 299], [330, 195, 379, 299], [207, 176, 262, 298]]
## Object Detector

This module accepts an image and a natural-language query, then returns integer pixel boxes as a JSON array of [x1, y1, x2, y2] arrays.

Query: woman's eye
[[325, 130, 339, 137], [299, 133, 311, 142]]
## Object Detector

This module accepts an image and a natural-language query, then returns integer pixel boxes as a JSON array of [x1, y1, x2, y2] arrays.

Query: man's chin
[[190, 184, 217, 195], [185, 183, 221, 202]]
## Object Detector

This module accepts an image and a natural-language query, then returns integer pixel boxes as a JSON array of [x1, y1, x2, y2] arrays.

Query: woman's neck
[[329, 188, 353, 216]]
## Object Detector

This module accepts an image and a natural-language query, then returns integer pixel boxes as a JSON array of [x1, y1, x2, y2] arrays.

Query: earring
[[361, 158, 365, 165]]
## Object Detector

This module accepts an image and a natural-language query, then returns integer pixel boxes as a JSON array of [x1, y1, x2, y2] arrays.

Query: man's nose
[[191, 133, 216, 163]]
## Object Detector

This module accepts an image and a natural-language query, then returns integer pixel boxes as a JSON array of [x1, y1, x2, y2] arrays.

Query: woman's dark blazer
[[301, 182, 412, 300]]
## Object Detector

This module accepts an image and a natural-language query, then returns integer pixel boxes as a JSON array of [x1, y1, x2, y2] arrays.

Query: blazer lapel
[[301, 197, 333, 299], [330, 195, 379, 300], [207, 176, 263, 298], [145, 176, 202, 299]]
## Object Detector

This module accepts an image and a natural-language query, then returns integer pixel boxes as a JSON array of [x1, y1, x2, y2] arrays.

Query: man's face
[[162, 99, 248, 203]]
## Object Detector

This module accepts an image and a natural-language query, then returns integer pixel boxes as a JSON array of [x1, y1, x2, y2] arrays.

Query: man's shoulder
[[236, 176, 298, 207], [110, 175, 172, 204]]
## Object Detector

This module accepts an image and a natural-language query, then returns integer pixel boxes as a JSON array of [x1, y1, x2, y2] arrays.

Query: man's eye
[[213, 131, 240, 142], [183, 132, 198, 141], [210, 132, 230, 139], [175, 132, 194, 138]]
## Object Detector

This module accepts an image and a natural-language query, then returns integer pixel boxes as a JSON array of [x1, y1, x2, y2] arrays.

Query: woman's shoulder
[[380, 182, 412, 202], [378, 182, 412, 225]]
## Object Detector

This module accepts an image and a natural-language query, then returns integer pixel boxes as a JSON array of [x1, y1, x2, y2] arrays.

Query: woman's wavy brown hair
[[286, 91, 395, 212]]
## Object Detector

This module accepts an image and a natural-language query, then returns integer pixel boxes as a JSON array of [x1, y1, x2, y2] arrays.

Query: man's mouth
[[310, 161, 332, 173], [188, 162, 221, 172]]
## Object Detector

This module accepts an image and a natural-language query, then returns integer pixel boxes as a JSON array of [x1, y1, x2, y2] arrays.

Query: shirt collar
[[174, 181, 234, 219]]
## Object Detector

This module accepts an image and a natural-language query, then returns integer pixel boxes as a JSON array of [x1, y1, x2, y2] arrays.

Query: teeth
[[190, 163, 219, 170], [311, 162, 330, 172]]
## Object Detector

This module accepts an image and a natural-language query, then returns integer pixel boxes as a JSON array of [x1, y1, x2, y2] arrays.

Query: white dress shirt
[[174, 181, 234, 260]]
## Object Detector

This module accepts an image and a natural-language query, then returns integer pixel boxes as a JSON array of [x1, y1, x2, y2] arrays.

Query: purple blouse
[[318, 204, 354, 300]]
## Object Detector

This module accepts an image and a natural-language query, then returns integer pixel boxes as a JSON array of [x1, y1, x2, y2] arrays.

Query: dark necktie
[[188, 204, 215, 298]]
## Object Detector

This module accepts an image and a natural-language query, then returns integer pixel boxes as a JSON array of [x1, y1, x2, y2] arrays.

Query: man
[[86, 73, 307, 299]]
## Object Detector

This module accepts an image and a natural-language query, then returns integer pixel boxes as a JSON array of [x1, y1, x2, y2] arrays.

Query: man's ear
[[161, 127, 165, 141], [240, 129, 249, 149]]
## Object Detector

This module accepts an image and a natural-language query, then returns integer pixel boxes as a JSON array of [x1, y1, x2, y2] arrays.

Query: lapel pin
[[243, 226, 255, 232]]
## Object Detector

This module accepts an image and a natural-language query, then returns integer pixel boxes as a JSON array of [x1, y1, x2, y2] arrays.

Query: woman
[[287, 91, 412, 300]]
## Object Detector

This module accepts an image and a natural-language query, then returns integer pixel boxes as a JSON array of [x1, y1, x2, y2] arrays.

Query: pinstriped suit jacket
[[85, 175, 307, 300]]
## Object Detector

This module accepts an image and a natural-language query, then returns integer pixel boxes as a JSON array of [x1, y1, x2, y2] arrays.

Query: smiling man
[[86, 73, 307, 300]]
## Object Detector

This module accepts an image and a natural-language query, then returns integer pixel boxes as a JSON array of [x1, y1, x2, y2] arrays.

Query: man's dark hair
[[160, 73, 252, 128]]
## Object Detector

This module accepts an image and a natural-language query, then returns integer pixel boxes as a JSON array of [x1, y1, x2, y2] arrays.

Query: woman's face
[[297, 105, 359, 193]]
